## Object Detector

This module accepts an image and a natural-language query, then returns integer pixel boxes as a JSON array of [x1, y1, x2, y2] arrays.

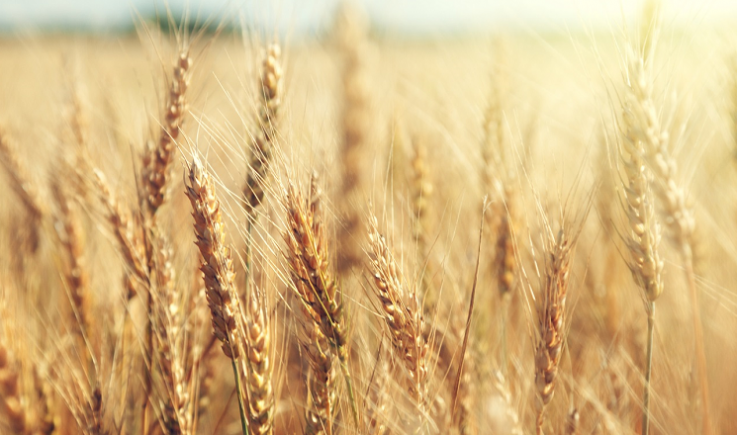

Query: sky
[[1, 0, 736, 35]]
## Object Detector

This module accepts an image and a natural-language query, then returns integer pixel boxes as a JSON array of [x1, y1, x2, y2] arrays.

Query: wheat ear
[[151, 239, 192, 435], [626, 33, 711, 434], [367, 214, 429, 414], [410, 136, 435, 311], [244, 287, 274, 435], [143, 46, 192, 215], [93, 169, 149, 285], [51, 179, 92, 364], [184, 155, 249, 434], [245, 43, 283, 214], [618, 44, 664, 435], [283, 176, 357, 432], [336, 4, 370, 275], [534, 225, 576, 435], [0, 127, 46, 252], [139, 45, 194, 430]]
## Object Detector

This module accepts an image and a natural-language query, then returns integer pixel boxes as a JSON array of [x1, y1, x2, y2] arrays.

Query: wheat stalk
[[625, 32, 711, 434], [618, 44, 665, 435]]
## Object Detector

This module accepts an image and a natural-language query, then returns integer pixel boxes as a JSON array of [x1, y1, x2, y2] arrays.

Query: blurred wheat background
[[0, 1, 736, 434]]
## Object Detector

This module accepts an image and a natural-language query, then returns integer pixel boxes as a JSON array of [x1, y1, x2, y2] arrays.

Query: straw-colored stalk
[[454, 330, 477, 435]]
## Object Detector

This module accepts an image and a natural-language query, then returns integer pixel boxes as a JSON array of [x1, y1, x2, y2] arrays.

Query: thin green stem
[[231, 359, 250, 435], [339, 357, 359, 427], [642, 301, 655, 435]]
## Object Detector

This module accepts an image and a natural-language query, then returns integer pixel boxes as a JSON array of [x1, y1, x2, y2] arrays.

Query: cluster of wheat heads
[[3, 3, 737, 435]]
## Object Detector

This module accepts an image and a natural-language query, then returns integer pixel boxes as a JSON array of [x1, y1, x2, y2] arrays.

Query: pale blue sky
[[0, 0, 736, 34]]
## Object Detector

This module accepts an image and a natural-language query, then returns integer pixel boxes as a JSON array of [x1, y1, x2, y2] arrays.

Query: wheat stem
[[232, 360, 250, 435], [642, 302, 655, 435]]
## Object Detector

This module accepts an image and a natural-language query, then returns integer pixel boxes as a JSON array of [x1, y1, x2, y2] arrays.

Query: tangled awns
[[1, 3, 736, 435]]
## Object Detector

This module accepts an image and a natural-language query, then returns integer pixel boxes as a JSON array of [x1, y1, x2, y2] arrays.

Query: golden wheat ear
[[245, 43, 283, 215], [184, 155, 242, 360], [366, 213, 429, 418], [283, 175, 357, 433], [617, 43, 664, 435], [335, 3, 371, 276], [184, 154, 251, 434], [243, 285, 274, 435], [533, 227, 575, 435], [143, 45, 192, 216]]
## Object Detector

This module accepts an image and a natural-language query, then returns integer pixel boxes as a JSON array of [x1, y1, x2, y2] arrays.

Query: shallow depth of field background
[[1, 1, 737, 435]]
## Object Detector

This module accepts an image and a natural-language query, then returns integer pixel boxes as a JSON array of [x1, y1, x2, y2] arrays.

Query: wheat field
[[0, 3, 736, 435]]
